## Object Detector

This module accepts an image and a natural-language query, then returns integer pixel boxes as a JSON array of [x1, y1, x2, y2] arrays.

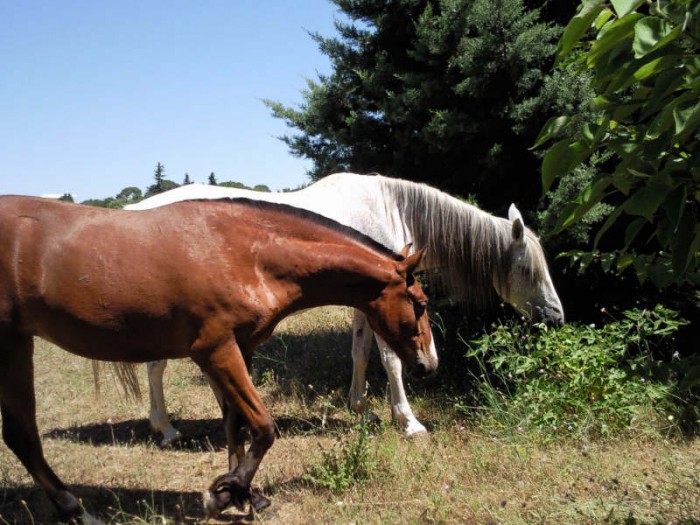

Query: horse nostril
[[412, 362, 427, 379], [411, 361, 437, 381], [538, 306, 564, 327]]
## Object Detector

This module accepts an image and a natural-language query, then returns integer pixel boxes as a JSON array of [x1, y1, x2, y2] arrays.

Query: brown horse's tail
[[92, 361, 142, 401]]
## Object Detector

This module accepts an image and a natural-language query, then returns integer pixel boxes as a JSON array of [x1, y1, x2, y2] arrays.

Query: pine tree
[[145, 162, 179, 197], [208, 172, 218, 185]]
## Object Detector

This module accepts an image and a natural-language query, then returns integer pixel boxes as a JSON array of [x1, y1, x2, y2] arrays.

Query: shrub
[[463, 305, 692, 439], [304, 424, 379, 494]]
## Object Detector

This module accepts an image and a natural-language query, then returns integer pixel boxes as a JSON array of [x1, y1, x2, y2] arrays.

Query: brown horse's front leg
[[192, 336, 274, 517], [0, 333, 92, 522]]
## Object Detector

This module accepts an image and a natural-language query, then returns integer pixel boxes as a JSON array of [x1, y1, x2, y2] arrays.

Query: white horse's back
[[126, 174, 404, 250]]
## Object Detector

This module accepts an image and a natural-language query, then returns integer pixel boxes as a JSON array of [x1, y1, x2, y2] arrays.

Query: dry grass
[[1, 307, 699, 524]]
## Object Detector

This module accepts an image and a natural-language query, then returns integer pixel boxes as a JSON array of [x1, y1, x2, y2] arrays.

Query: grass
[[1, 306, 699, 524]]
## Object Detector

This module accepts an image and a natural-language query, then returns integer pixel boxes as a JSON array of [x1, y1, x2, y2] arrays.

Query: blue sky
[[0, 1, 340, 200]]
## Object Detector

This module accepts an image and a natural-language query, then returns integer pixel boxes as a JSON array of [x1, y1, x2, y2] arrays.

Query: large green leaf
[[671, 219, 698, 277], [616, 55, 680, 92], [632, 17, 677, 58], [530, 115, 570, 150], [541, 140, 590, 193], [624, 217, 647, 248], [663, 185, 687, 232], [557, 0, 606, 63], [588, 13, 643, 67], [594, 204, 625, 246], [611, 0, 644, 18], [639, 68, 685, 120], [622, 182, 672, 221], [673, 99, 700, 142]]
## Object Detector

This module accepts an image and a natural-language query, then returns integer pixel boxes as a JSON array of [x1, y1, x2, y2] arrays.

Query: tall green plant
[[304, 424, 379, 493], [465, 306, 689, 438], [535, 0, 700, 288]]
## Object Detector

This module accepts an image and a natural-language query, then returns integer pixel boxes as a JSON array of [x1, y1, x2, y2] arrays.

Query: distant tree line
[[80, 162, 274, 208]]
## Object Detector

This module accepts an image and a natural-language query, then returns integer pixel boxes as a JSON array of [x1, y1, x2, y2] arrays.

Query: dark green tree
[[145, 163, 178, 197], [219, 181, 249, 189], [116, 186, 142, 203], [58, 193, 74, 203], [208, 172, 218, 186], [183, 173, 192, 185], [265, 0, 577, 211]]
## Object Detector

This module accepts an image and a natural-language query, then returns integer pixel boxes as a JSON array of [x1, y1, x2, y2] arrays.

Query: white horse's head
[[494, 204, 565, 326]]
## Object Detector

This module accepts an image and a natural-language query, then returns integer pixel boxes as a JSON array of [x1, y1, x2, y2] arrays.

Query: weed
[[106, 491, 171, 524], [463, 305, 692, 439], [305, 424, 380, 493]]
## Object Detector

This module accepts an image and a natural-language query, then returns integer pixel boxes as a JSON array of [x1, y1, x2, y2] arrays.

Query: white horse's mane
[[377, 176, 549, 310]]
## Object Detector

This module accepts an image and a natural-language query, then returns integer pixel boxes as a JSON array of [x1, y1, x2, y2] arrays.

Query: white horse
[[126, 173, 564, 444]]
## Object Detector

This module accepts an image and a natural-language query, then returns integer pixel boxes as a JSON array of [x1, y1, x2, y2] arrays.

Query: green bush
[[304, 424, 379, 494], [464, 305, 693, 439]]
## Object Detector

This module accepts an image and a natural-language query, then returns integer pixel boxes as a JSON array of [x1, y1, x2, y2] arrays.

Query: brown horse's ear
[[399, 243, 413, 258], [399, 246, 426, 274]]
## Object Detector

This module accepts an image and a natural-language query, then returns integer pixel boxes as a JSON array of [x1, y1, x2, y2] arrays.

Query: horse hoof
[[402, 419, 428, 438], [251, 489, 271, 513], [203, 476, 252, 517], [158, 429, 183, 448]]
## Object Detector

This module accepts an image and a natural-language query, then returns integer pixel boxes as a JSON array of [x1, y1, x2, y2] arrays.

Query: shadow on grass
[[40, 315, 471, 453], [0, 483, 267, 524], [42, 417, 225, 450], [42, 414, 356, 452]]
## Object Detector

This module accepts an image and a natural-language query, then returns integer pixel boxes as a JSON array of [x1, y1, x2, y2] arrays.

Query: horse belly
[[27, 303, 196, 362]]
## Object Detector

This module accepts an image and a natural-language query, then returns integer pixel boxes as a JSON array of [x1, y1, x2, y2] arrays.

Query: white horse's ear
[[508, 203, 523, 223], [509, 204, 525, 243]]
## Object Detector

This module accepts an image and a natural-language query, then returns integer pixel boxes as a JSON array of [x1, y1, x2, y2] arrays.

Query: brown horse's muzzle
[[407, 352, 438, 381]]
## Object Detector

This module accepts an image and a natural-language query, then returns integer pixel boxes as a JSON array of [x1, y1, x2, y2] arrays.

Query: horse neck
[[268, 243, 393, 314]]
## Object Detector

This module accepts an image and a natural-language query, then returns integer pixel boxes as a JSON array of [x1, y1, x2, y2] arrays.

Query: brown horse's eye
[[406, 273, 416, 287], [414, 300, 427, 318]]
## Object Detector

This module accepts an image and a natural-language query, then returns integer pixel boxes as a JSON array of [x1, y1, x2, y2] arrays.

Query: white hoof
[[159, 427, 182, 448], [202, 489, 219, 519], [348, 381, 369, 415], [401, 417, 428, 438]]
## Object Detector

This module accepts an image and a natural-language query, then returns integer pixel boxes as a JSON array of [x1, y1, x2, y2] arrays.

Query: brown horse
[[0, 196, 436, 522]]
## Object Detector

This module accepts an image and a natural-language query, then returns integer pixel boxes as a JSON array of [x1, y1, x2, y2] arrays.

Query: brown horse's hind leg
[[193, 336, 274, 517], [0, 334, 82, 520]]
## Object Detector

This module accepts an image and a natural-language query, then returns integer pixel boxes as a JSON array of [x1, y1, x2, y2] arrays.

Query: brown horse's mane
[[184, 197, 404, 261]]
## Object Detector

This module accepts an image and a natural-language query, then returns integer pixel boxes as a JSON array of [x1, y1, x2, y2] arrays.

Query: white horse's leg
[[348, 309, 373, 414], [147, 360, 182, 447], [375, 336, 428, 437]]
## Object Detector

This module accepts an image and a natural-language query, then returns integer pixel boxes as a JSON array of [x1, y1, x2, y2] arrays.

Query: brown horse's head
[[364, 246, 437, 380]]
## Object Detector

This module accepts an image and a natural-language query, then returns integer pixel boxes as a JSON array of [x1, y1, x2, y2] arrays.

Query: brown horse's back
[[0, 196, 262, 360]]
